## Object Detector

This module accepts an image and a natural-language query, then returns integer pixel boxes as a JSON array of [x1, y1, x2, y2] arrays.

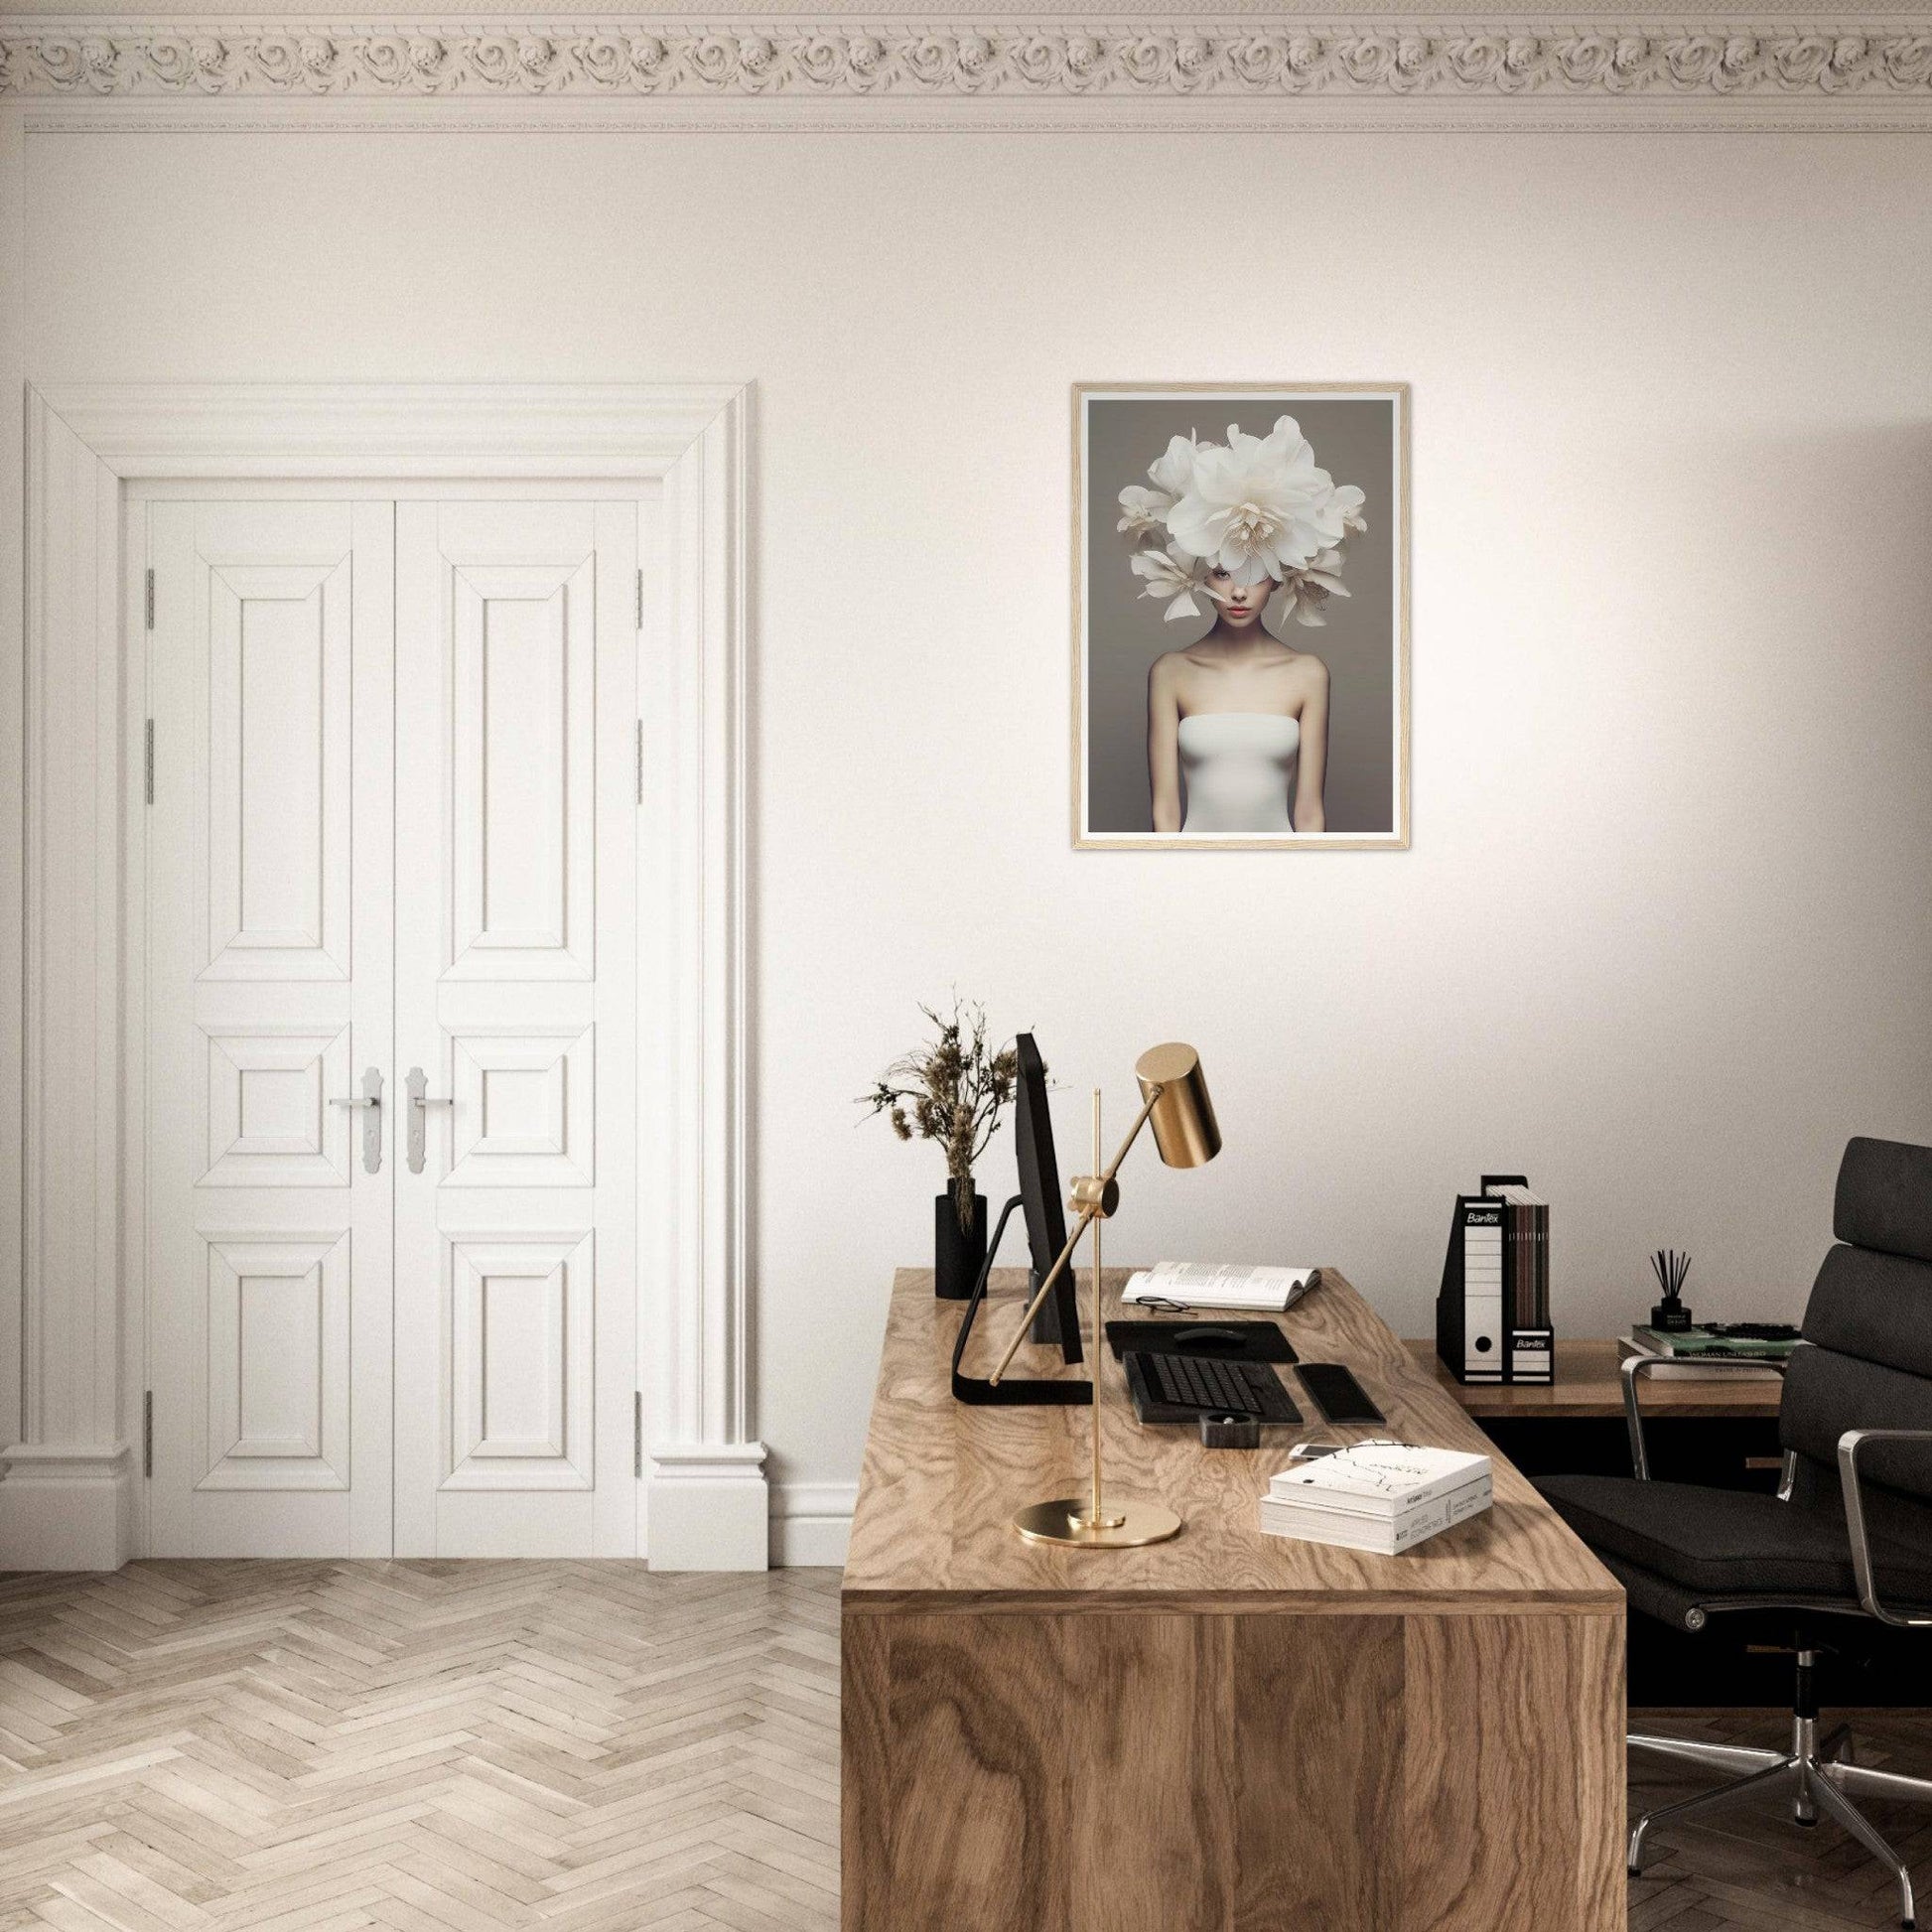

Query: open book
[[1121, 1262, 1319, 1313]]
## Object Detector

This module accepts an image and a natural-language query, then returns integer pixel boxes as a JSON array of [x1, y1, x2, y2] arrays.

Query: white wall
[[22, 125, 1932, 1539]]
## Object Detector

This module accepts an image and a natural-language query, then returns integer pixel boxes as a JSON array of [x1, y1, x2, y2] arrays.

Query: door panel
[[445, 1026, 595, 1188], [393, 501, 637, 1557], [449, 562, 595, 978], [204, 562, 352, 978], [446, 1230, 594, 1489], [200, 1023, 353, 1187], [200, 1231, 350, 1490], [147, 501, 395, 1557]]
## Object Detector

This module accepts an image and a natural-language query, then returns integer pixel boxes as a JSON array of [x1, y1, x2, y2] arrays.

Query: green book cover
[[1633, 1325, 1797, 1360]]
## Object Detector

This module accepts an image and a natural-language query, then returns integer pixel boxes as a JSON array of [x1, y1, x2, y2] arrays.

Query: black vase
[[934, 1188, 988, 1301]]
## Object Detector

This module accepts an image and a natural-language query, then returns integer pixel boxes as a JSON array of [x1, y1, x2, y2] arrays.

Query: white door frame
[[3, 382, 763, 1571]]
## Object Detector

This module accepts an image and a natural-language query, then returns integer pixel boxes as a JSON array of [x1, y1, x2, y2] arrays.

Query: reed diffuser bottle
[[1649, 1248, 1694, 1332]]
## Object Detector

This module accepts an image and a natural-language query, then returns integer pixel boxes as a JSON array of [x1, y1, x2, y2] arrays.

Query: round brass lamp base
[[1012, 1496, 1182, 1549]]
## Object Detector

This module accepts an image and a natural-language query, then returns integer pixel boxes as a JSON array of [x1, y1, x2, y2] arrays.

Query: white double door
[[146, 495, 641, 1557]]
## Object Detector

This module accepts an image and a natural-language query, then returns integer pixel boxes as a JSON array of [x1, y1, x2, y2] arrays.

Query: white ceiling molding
[[3, 17, 1932, 127]]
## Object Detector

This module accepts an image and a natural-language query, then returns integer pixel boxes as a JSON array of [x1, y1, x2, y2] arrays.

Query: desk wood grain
[[841, 1268, 1627, 1932], [844, 1268, 1622, 1613]]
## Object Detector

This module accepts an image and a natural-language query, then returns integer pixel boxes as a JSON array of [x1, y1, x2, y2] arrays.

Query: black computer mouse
[[1173, 1325, 1246, 1350]]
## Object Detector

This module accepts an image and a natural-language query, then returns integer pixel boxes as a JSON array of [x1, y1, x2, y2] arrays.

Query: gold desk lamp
[[987, 1041, 1221, 1549]]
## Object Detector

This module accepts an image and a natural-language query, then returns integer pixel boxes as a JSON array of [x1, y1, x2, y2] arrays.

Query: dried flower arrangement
[[862, 999, 1021, 1233]]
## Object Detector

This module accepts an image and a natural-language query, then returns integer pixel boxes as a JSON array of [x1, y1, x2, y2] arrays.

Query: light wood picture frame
[[1073, 382, 1410, 851]]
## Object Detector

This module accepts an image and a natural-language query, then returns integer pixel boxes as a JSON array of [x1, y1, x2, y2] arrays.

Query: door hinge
[[635, 721, 644, 805], [144, 720, 155, 805], [144, 568, 155, 630], [143, 1391, 154, 1477], [633, 1392, 643, 1479], [635, 567, 644, 632]]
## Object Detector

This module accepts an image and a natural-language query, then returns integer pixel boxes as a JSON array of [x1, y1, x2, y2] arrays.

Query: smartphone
[[1297, 1363, 1386, 1426]]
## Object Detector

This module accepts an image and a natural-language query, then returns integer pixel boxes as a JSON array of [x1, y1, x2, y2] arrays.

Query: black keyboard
[[1124, 1351, 1303, 1426]]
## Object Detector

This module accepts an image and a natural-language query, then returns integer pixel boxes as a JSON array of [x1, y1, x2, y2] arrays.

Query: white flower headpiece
[[1117, 416, 1366, 627]]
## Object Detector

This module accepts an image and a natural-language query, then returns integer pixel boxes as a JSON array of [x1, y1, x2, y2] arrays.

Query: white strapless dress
[[1177, 712, 1301, 834]]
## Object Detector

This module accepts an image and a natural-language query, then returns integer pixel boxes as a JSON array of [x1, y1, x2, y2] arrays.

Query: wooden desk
[[843, 1269, 1626, 1932], [1408, 1337, 1783, 1420]]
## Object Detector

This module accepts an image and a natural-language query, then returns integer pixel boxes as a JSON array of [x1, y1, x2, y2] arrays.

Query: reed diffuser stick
[[1649, 1249, 1693, 1327]]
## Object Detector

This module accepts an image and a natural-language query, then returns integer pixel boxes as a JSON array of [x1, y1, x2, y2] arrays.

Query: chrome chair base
[[1629, 1713, 1932, 1928]]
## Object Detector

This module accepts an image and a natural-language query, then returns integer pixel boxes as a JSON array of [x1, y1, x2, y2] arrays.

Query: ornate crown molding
[[3, 15, 1931, 112]]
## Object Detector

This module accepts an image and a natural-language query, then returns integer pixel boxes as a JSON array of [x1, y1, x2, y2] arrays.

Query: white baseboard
[[0, 1444, 136, 1571], [770, 1481, 855, 1569], [0, 1441, 851, 1574], [646, 1442, 769, 1571]]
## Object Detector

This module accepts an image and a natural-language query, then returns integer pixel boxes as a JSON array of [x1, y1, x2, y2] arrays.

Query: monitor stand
[[950, 1196, 1091, 1407]]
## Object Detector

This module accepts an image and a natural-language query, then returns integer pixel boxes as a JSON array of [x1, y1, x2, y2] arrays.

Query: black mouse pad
[[1104, 1320, 1297, 1364]]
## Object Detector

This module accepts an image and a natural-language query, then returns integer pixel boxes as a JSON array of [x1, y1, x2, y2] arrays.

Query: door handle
[[405, 1066, 454, 1175], [329, 1066, 384, 1174]]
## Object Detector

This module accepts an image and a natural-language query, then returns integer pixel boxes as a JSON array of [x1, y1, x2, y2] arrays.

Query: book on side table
[[1257, 1443, 1493, 1556], [1618, 1322, 1799, 1382]]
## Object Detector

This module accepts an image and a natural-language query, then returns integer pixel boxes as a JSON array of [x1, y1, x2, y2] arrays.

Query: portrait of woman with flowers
[[1074, 385, 1409, 850]]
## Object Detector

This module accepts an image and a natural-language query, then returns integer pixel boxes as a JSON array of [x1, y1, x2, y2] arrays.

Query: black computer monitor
[[1014, 1034, 1083, 1365], [948, 1033, 1090, 1405]]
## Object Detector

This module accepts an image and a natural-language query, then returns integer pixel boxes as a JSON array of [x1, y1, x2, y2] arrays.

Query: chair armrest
[[1620, 1351, 1788, 1482], [1837, 1429, 1932, 1628]]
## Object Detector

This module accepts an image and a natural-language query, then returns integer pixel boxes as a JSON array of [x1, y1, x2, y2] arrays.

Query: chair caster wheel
[[1796, 1815, 1818, 1828]]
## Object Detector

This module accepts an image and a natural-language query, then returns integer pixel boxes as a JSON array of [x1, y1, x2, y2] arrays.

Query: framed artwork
[[1073, 382, 1410, 850]]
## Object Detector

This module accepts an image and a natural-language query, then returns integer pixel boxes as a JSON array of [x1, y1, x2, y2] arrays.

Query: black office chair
[[1538, 1136, 1932, 1929]]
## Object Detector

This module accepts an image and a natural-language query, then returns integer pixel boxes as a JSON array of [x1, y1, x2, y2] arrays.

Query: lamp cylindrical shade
[[1134, 1042, 1221, 1169]]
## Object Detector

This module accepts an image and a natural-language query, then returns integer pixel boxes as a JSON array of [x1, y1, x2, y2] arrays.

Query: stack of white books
[[1121, 1261, 1318, 1312], [1258, 1443, 1493, 1556]]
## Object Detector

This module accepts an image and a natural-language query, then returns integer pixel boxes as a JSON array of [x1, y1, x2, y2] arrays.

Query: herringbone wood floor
[[1, 1563, 1928, 1930], [0, 1563, 840, 1932], [1629, 1707, 1932, 1931]]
